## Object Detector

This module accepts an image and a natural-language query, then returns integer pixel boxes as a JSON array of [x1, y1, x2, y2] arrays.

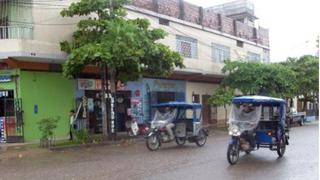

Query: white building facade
[[0, 0, 270, 129]]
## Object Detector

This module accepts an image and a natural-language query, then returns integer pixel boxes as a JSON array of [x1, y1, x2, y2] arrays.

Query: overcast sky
[[184, 0, 320, 62]]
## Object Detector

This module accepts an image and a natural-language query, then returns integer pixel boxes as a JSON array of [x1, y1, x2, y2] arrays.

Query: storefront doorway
[[115, 91, 131, 132], [0, 90, 23, 143], [75, 90, 132, 134]]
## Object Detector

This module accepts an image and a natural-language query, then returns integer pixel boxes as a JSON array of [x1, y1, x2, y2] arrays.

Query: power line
[[8, 20, 77, 26], [7, 1, 68, 7], [0, 0, 69, 9]]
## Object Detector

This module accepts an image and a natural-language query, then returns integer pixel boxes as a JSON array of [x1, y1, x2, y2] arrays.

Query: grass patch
[[54, 140, 82, 148]]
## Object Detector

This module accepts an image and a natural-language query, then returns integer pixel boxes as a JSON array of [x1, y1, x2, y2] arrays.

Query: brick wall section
[[257, 27, 269, 46], [158, 0, 180, 19], [202, 9, 220, 30], [131, 0, 155, 11], [221, 16, 234, 35], [130, 0, 269, 47], [236, 21, 255, 41], [183, 1, 200, 24]]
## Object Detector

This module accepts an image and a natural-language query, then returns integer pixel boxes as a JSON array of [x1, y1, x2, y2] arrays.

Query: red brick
[[236, 21, 254, 41], [257, 27, 269, 46], [202, 9, 220, 30], [183, 1, 200, 24], [131, 0, 154, 11], [158, 0, 180, 19], [221, 16, 234, 35]]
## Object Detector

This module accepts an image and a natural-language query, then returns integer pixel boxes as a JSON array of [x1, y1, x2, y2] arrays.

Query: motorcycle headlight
[[229, 126, 241, 136]]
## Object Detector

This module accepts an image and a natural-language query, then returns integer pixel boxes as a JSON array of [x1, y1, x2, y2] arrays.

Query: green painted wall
[[20, 71, 75, 141]]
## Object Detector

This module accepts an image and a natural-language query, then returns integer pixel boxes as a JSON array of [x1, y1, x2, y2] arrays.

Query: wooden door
[[202, 95, 211, 125]]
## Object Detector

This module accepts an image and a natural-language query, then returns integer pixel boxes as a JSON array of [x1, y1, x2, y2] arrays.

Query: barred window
[[247, 51, 261, 61], [176, 35, 198, 59], [212, 43, 230, 63], [0, 0, 33, 39]]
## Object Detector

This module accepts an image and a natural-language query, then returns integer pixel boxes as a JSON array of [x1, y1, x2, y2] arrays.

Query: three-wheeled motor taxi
[[146, 102, 208, 151], [227, 96, 289, 165]]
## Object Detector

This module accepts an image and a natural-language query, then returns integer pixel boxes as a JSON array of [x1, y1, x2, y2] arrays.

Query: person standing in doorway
[[69, 109, 76, 141]]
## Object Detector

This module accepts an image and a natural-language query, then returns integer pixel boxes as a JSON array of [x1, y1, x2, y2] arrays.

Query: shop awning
[[168, 70, 225, 84]]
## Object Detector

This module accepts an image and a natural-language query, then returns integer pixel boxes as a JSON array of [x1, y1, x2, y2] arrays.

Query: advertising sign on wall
[[77, 79, 102, 90], [0, 117, 6, 143], [131, 98, 143, 123], [0, 75, 11, 83]]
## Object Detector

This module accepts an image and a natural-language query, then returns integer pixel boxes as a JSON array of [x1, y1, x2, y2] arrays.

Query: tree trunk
[[302, 95, 308, 112], [101, 63, 108, 136], [290, 98, 293, 107]]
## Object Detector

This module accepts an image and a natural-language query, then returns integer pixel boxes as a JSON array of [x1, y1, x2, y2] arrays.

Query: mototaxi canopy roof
[[152, 102, 202, 109], [232, 95, 286, 106]]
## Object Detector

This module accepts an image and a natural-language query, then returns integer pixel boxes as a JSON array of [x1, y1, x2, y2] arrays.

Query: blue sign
[[0, 75, 11, 82], [34, 105, 38, 114]]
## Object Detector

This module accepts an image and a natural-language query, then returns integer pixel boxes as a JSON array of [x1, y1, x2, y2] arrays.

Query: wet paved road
[[0, 123, 318, 180]]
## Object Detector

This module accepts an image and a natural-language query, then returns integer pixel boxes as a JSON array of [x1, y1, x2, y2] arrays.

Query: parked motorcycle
[[125, 120, 149, 137]]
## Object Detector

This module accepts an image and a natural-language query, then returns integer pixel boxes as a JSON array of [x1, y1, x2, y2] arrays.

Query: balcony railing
[[0, 25, 33, 40]]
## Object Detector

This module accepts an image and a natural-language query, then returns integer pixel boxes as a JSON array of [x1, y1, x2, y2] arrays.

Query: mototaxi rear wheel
[[195, 129, 207, 147], [175, 137, 186, 146]]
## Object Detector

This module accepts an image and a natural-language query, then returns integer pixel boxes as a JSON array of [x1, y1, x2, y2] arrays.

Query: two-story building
[[0, 0, 269, 142]]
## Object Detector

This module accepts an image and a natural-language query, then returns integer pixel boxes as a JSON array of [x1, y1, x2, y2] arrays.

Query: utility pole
[[101, 63, 108, 136], [108, 0, 117, 141]]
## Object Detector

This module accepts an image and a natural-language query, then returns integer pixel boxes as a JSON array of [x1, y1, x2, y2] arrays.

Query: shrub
[[73, 128, 89, 144], [38, 116, 60, 148]]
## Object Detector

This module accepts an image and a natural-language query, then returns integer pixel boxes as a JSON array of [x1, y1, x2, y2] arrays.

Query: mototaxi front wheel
[[146, 134, 160, 151], [227, 144, 239, 165], [277, 136, 286, 157]]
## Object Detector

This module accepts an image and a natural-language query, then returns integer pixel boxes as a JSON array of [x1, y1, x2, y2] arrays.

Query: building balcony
[[0, 30, 66, 63]]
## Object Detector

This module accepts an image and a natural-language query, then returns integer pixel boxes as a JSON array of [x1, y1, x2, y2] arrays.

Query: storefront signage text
[[154, 80, 176, 90], [0, 75, 11, 83], [110, 94, 115, 134]]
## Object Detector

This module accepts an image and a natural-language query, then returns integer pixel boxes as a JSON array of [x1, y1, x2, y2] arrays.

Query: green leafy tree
[[60, 0, 184, 135], [222, 60, 297, 98], [282, 55, 319, 111], [208, 87, 234, 125]]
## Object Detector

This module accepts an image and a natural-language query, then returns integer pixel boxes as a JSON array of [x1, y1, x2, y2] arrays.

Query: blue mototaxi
[[227, 96, 289, 165], [145, 102, 208, 151]]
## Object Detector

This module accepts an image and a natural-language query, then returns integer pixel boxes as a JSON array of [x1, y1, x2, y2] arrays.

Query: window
[[192, 94, 200, 103], [263, 49, 270, 63], [0, 0, 33, 39], [176, 35, 198, 58], [247, 51, 261, 61], [236, 40, 243, 47], [212, 43, 230, 63]]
